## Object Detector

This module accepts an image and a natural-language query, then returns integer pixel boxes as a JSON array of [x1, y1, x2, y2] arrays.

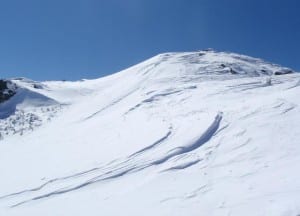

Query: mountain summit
[[0, 50, 300, 216]]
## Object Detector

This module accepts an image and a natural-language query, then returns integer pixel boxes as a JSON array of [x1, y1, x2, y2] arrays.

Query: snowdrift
[[0, 50, 300, 216]]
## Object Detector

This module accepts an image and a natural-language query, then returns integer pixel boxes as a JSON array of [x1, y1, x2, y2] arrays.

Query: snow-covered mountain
[[0, 50, 300, 216]]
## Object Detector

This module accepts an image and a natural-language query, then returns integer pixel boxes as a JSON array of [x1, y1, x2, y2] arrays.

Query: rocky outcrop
[[0, 80, 17, 103], [274, 68, 293, 75]]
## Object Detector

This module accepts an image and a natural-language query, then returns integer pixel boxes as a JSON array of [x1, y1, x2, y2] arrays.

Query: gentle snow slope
[[0, 50, 300, 216]]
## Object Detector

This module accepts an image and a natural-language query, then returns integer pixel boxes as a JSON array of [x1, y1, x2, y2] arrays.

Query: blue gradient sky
[[0, 0, 299, 80]]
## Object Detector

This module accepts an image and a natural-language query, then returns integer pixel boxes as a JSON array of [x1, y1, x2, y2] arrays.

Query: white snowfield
[[0, 50, 300, 216]]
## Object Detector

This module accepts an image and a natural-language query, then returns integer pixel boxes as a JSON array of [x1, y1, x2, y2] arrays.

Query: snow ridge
[[0, 50, 299, 216]]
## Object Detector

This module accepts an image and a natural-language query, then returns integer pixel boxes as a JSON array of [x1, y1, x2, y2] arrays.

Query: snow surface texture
[[0, 79, 62, 139], [0, 50, 300, 216]]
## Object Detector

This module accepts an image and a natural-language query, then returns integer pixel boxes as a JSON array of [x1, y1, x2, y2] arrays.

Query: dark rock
[[0, 80, 17, 103], [261, 69, 267, 73], [260, 69, 271, 76], [33, 83, 43, 89], [274, 69, 293, 75], [0, 80, 7, 90]]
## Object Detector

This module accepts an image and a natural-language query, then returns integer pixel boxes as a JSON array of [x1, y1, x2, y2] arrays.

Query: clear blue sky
[[0, 0, 299, 81]]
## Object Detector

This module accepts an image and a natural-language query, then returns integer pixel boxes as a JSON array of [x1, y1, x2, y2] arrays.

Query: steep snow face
[[0, 50, 300, 216]]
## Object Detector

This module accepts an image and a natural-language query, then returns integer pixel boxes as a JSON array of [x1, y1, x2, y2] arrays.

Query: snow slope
[[0, 50, 300, 216]]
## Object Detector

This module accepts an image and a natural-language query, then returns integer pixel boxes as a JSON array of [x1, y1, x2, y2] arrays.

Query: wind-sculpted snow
[[0, 130, 173, 202], [129, 130, 172, 157], [0, 50, 300, 216], [151, 113, 222, 165], [1, 113, 222, 207], [162, 159, 202, 171]]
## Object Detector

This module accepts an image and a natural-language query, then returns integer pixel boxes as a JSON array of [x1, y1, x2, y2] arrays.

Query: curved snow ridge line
[[140, 53, 174, 76], [207, 79, 274, 97], [11, 163, 148, 208], [213, 123, 229, 137], [11, 167, 138, 208], [90, 113, 222, 178], [151, 112, 223, 165], [0, 167, 101, 200], [0, 154, 137, 200], [280, 104, 297, 115], [2, 131, 173, 203], [1, 154, 134, 201], [129, 130, 172, 157], [126, 90, 182, 114], [10, 113, 223, 207], [286, 79, 300, 89], [141, 61, 162, 76]]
